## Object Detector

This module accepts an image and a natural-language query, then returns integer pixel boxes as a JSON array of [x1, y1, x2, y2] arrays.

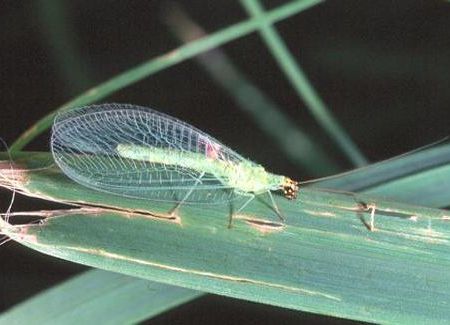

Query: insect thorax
[[227, 162, 284, 194]]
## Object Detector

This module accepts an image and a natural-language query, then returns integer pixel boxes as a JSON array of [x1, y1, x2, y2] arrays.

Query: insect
[[51, 103, 298, 225]]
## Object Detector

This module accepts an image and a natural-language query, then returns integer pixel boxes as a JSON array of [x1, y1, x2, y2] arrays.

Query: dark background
[[0, 1, 448, 323]]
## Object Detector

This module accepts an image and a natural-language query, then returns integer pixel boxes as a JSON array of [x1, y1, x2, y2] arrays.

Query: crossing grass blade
[[0, 269, 202, 324], [314, 142, 450, 206], [240, 0, 367, 167], [164, 3, 338, 176], [9, 0, 323, 154]]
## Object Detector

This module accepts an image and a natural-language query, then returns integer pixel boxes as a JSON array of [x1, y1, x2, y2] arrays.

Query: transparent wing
[[51, 103, 252, 204]]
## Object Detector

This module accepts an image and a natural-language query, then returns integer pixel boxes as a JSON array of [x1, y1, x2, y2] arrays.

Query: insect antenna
[[298, 136, 450, 187]]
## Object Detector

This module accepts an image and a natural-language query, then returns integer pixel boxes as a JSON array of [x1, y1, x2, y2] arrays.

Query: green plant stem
[[10, 0, 323, 153], [240, 0, 368, 167], [37, 0, 93, 93], [164, 3, 339, 175]]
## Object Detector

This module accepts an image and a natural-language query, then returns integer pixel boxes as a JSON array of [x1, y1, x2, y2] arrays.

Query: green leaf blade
[[0, 269, 201, 325], [1, 150, 449, 323]]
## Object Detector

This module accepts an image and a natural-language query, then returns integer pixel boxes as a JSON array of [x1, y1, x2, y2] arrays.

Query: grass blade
[[4, 143, 448, 323], [314, 142, 450, 206], [240, 0, 367, 167], [10, 0, 323, 153], [1, 152, 449, 323], [0, 269, 202, 324], [37, 0, 93, 93], [164, 3, 339, 176]]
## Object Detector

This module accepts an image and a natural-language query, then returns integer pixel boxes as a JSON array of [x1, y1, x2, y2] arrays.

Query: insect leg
[[357, 201, 377, 231], [267, 190, 285, 222], [229, 193, 255, 228], [235, 194, 256, 214], [169, 171, 205, 217]]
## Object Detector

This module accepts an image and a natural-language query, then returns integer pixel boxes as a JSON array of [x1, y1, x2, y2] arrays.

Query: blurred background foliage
[[0, 0, 448, 323]]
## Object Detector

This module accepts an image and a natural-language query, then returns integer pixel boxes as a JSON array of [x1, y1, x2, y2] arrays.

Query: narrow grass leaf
[[164, 3, 339, 176], [10, 0, 323, 153], [240, 0, 367, 167], [314, 143, 450, 206], [0, 269, 202, 324], [37, 0, 93, 93]]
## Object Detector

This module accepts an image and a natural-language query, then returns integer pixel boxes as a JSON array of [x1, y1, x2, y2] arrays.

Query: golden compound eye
[[282, 178, 299, 199]]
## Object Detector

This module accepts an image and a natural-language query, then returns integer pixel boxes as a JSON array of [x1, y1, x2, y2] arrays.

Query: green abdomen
[[117, 144, 283, 193]]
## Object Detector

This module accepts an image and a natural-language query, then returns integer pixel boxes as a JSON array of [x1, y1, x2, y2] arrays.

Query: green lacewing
[[51, 103, 298, 222]]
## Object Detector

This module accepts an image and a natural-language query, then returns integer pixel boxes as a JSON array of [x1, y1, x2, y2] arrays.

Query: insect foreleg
[[267, 190, 285, 222]]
